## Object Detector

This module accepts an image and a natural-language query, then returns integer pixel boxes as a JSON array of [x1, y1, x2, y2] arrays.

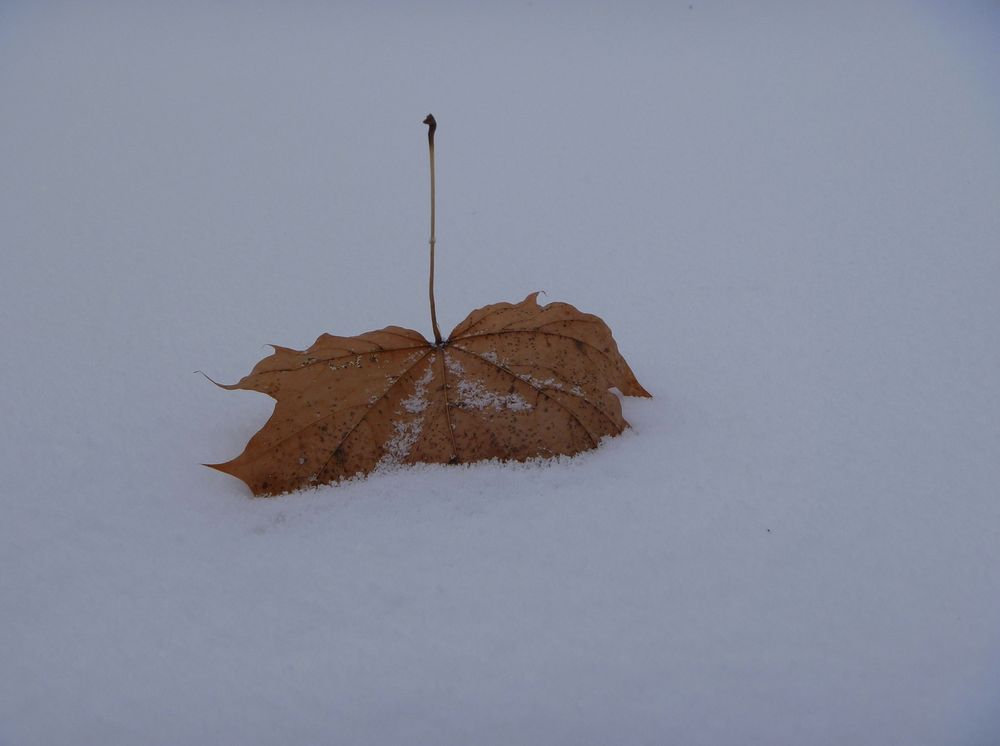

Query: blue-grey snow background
[[2, 1, 1000, 744]]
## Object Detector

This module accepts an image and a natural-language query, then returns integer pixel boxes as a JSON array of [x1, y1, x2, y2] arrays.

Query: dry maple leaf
[[208, 115, 650, 496], [209, 292, 650, 495]]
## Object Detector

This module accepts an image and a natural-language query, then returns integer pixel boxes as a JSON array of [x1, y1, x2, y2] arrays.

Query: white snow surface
[[2, 2, 1000, 744]]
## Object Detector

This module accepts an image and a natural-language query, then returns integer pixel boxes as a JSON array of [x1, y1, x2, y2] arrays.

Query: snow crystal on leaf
[[401, 364, 435, 414], [381, 419, 422, 466], [454, 378, 533, 412], [379, 355, 436, 468], [445, 353, 532, 412], [520, 375, 564, 391]]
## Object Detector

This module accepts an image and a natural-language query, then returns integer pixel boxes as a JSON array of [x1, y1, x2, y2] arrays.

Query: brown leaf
[[208, 292, 650, 496]]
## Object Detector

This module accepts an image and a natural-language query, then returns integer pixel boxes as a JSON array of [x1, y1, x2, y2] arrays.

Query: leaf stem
[[424, 114, 443, 345]]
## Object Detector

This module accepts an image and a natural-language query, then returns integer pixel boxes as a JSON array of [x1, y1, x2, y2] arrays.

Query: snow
[[2, 1, 1000, 744], [445, 352, 533, 412], [401, 362, 436, 415], [381, 357, 436, 467]]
